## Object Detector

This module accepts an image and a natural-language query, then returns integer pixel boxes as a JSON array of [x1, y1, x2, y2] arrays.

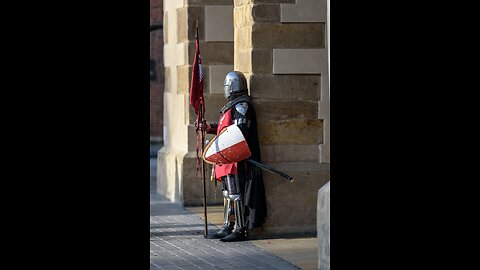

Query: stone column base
[[157, 146, 224, 206], [249, 162, 330, 238], [317, 181, 330, 270]]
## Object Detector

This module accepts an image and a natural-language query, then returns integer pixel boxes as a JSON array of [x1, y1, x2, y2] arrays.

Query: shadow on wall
[[150, 142, 164, 195], [150, 142, 163, 158]]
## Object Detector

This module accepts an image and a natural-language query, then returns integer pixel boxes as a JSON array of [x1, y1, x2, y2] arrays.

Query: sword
[[203, 133, 294, 182], [247, 159, 295, 183]]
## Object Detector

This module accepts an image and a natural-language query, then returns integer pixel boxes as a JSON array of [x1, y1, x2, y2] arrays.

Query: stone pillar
[[234, 0, 330, 236], [317, 181, 330, 270], [157, 0, 235, 206]]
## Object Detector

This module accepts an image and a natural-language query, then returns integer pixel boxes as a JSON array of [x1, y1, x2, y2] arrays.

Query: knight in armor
[[204, 71, 267, 242]]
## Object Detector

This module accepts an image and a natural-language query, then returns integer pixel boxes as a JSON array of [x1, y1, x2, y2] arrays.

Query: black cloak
[[221, 94, 267, 229]]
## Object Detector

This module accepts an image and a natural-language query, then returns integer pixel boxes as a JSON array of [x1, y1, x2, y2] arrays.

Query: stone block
[[260, 144, 319, 162], [188, 41, 234, 65], [250, 74, 321, 100], [179, 64, 210, 95], [273, 49, 325, 74], [234, 3, 253, 26], [176, 7, 188, 43], [203, 94, 227, 122], [252, 3, 280, 22], [175, 42, 187, 66], [234, 49, 252, 73], [196, 94, 226, 123], [234, 0, 250, 6], [164, 66, 171, 92], [235, 0, 295, 5], [253, 98, 318, 120], [187, 93, 225, 125], [167, 0, 184, 9], [163, 45, 173, 68], [157, 147, 224, 206], [252, 23, 325, 48], [257, 119, 323, 144], [320, 142, 329, 164], [234, 24, 252, 51], [156, 147, 186, 204], [209, 64, 234, 94], [188, 0, 232, 5], [317, 181, 330, 270], [251, 48, 272, 73], [181, 152, 225, 206], [178, 6, 205, 43], [163, 12, 168, 44], [187, 124, 197, 152], [205, 5, 234, 41], [257, 0, 296, 2], [187, 6, 205, 41], [281, 0, 326, 22], [187, 105, 196, 125], [250, 162, 330, 237], [176, 65, 192, 94], [164, 92, 188, 147]]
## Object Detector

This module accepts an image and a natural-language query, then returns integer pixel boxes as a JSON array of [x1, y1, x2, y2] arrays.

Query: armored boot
[[220, 175, 247, 242], [220, 229, 247, 242], [215, 223, 233, 239], [210, 191, 234, 239], [207, 192, 234, 239], [220, 196, 247, 242]]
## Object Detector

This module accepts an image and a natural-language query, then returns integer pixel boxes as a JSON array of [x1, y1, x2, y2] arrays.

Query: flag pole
[[196, 20, 209, 238], [200, 101, 208, 238]]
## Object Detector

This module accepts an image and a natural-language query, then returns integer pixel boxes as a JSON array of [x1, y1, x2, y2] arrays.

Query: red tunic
[[214, 108, 237, 180]]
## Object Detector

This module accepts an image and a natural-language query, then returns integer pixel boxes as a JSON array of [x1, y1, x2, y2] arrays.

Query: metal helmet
[[223, 71, 248, 100]]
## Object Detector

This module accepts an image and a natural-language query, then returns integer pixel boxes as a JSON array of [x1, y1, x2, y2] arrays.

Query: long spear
[[196, 21, 208, 237], [189, 19, 208, 237], [200, 104, 208, 238]]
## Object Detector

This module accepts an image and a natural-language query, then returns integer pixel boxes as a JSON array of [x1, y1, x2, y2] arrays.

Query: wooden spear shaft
[[196, 20, 208, 237], [200, 105, 208, 237]]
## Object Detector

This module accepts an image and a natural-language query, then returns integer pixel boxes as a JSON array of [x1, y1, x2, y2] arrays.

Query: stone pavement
[[185, 206, 318, 270], [150, 194, 302, 270]]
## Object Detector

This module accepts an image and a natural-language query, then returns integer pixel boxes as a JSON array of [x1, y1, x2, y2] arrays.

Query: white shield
[[202, 124, 251, 164]]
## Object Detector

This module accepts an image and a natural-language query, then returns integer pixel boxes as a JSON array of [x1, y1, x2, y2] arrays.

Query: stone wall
[[158, 0, 235, 206], [159, 0, 330, 237], [234, 0, 330, 236]]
